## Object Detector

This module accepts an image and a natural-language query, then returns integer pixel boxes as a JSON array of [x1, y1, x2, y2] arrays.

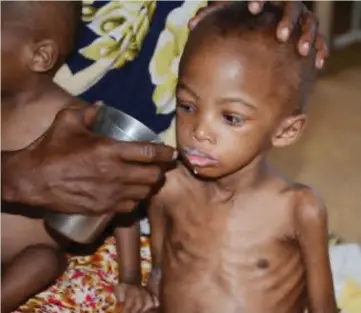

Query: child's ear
[[29, 40, 59, 73], [272, 114, 307, 148]]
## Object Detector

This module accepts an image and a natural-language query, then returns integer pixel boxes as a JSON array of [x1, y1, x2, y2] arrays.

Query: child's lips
[[182, 147, 218, 167], [186, 154, 218, 167]]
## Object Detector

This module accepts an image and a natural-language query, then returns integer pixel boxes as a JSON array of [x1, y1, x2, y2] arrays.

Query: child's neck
[[198, 155, 271, 201], [2, 77, 57, 108]]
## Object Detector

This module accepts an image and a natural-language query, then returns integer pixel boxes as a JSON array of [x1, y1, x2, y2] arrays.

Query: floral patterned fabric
[[54, 0, 207, 147], [14, 235, 151, 313], [14, 1, 206, 312]]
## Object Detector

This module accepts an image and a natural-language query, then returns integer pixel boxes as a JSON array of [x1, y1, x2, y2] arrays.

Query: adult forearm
[[1, 150, 43, 206], [2, 151, 21, 202]]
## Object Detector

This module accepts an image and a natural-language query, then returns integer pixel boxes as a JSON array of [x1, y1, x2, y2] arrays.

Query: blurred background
[[270, 1, 361, 243]]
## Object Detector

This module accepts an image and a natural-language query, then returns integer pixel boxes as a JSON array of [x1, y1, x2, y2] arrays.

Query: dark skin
[[1, 105, 176, 215], [1, 1, 176, 216], [0, 2, 173, 311], [1, 244, 67, 313], [114, 2, 330, 313], [190, 1, 329, 69], [115, 6, 336, 313]]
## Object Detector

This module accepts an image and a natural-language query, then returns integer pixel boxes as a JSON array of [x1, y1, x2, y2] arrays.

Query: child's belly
[[160, 245, 306, 313]]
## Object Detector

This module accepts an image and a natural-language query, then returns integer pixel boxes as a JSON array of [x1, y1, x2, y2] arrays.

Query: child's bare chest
[[161, 189, 305, 312], [164, 189, 300, 279]]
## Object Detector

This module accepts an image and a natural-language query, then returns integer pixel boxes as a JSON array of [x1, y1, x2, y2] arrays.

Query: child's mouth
[[182, 147, 218, 167]]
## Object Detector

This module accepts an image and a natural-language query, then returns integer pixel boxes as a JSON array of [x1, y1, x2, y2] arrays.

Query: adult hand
[[189, 1, 328, 69], [2, 105, 176, 215]]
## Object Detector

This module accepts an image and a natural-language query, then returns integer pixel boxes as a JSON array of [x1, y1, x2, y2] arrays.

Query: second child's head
[[176, 2, 317, 179], [1, 1, 81, 96]]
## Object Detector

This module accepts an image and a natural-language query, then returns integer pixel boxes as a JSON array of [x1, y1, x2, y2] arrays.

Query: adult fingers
[[114, 200, 138, 213], [53, 107, 85, 130], [188, 2, 227, 30], [119, 185, 152, 201], [248, 1, 264, 14], [114, 142, 177, 164], [314, 34, 329, 69], [82, 102, 103, 128], [297, 9, 318, 56], [275, 1, 303, 42], [119, 163, 164, 185]]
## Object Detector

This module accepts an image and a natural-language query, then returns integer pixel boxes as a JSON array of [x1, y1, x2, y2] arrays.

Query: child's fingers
[[113, 283, 126, 303], [128, 298, 143, 313], [151, 293, 159, 308], [141, 294, 157, 312], [123, 297, 137, 313]]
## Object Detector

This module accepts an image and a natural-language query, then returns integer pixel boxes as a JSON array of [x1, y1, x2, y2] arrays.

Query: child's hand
[[114, 283, 159, 313]]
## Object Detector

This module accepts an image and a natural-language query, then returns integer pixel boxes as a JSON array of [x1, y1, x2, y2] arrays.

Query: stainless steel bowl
[[45, 105, 161, 244]]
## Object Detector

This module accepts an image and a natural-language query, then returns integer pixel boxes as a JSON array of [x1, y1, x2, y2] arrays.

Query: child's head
[[1, 1, 81, 95], [176, 2, 317, 179]]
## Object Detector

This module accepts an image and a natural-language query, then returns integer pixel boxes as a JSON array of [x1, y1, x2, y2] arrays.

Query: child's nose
[[192, 122, 215, 144]]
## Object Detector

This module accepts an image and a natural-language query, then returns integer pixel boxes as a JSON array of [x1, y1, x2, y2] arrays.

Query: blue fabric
[[65, 1, 183, 133]]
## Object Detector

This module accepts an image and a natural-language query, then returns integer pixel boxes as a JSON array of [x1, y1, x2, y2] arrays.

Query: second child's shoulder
[[65, 96, 89, 110]]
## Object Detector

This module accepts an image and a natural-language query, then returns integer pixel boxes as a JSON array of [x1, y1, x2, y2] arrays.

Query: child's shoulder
[[151, 163, 191, 207], [286, 182, 327, 228]]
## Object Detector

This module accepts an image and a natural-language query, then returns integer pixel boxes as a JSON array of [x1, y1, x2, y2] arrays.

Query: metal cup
[[44, 105, 162, 244]]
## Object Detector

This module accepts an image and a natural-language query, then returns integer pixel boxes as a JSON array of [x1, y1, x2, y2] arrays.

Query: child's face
[[176, 38, 293, 179], [1, 15, 61, 95], [1, 21, 30, 94]]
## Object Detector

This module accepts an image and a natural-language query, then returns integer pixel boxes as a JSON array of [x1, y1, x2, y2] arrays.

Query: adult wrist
[[1, 151, 20, 203], [1, 150, 45, 207]]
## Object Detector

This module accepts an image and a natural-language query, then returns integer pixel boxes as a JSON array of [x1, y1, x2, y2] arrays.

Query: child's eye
[[177, 102, 195, 113], [223, 113, 244, 126]]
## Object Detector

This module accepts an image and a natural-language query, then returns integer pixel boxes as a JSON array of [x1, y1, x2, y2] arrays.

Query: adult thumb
[[82, 101, 104, 129]]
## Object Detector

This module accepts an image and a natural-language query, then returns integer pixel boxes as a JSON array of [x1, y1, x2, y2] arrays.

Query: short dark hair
[[184, 2, 317, 112], [1, 1, 82, 62]]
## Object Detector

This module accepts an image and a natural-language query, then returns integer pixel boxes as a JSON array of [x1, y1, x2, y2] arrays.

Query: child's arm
[[145, 196, 167, 298], [114, 223, 141, 285], [114, 219, 156, 313], [113, 195, 167, 313], [296, 189, 338, 313]]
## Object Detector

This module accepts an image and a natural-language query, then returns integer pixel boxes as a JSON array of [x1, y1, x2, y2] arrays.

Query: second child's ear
[[28, 40, 59, 73], [272, 114, 307, 148]]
